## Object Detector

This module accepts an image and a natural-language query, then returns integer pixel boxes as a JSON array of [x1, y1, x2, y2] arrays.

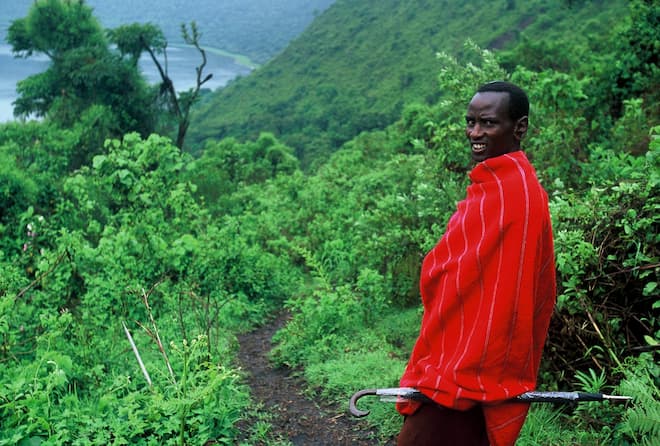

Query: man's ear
[[514, 116, 528, 141]]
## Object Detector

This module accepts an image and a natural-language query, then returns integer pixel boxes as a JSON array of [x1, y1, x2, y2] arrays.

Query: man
[[396, 81, 556, 446]]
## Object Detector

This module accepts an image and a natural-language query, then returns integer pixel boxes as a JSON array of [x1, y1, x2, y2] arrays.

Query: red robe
[[398, 151, 556, 446]]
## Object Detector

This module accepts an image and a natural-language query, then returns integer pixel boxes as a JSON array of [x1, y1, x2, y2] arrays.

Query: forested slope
[[190, 0, 627, 167]]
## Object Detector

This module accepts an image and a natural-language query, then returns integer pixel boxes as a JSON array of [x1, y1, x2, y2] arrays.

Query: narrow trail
[[235, 313, 394, 445]]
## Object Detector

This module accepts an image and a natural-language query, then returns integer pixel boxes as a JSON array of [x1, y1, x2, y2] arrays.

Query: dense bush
[[0, 133, 300, 445]]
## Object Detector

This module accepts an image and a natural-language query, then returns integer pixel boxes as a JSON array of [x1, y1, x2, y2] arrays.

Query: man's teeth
[[472, 144, 486, 150]]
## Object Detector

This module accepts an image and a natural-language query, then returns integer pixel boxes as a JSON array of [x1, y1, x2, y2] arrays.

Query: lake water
[[0, 43, 253, 123], [0, 44, 49, 122], [0, 0, 336, 123]]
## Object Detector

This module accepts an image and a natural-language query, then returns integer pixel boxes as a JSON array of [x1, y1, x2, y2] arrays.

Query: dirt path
[[235, 313, 393, 445]]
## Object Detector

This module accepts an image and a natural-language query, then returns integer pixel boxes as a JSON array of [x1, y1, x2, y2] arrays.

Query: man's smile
[[471, 142, 487, 161]]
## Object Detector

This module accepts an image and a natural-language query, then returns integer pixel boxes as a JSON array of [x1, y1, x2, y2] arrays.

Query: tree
[[7, 0, 156, 141], [7, 0, 105, 58], [7, 0, 213, 161], [105, 22, 166, 67], [109, 22, 214, 150], [607, 0, 659, 120]]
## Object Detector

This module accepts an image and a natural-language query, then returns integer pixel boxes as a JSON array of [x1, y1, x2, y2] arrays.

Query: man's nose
[[468, 123, 483, 138]]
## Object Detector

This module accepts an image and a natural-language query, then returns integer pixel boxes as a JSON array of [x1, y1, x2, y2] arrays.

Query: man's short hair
[[477, 81, 529, 121]]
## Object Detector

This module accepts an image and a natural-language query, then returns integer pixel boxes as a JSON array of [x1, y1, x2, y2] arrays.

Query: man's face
[[465, 91, 525, 163]]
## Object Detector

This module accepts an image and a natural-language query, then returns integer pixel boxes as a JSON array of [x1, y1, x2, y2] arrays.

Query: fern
[[290, 244, 332, 291], [574, 368, 608, 393], [615, 353, 660, 445]]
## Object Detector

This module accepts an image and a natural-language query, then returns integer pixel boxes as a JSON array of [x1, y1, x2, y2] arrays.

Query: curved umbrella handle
[[349, 388, 377, 418]]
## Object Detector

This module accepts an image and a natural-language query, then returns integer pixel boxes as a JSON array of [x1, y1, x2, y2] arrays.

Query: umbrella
[[349, 387, 633, 418]]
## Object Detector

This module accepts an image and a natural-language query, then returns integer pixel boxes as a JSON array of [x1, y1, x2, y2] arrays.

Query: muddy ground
[[235, 313, 397, 445]]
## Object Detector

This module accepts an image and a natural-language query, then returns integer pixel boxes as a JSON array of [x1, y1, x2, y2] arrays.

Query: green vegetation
[[5, 0, 157, 167], [189, 0, 631, 168], [0, 131, 300, 444], [1, 0, 659, 444], [7, 0, 215, 153]]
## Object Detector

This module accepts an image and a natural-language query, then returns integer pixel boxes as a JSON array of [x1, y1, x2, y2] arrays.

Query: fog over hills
[[0, 0, 336, 63]]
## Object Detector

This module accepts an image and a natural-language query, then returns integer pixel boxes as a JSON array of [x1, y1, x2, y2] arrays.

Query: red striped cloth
[[398, 151, 556, 446]]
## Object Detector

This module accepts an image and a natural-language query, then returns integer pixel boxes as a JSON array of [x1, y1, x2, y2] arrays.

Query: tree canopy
[[7, 0, 156, 148]]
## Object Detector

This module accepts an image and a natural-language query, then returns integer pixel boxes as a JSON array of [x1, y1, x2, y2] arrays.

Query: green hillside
[[190, 0, 627, 167]]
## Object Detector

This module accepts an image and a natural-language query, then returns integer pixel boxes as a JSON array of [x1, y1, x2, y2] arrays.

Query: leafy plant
[[615, 353, 660, 446]]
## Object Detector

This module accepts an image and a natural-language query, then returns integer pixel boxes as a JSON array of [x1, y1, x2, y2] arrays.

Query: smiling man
[[466, 82, 529, 163], [396, 81, 556, 446]]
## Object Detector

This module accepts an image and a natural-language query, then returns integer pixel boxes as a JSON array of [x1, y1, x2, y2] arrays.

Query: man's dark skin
[[465, 91, 528, 163]]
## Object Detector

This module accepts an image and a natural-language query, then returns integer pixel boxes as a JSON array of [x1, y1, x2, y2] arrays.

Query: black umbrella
[[349, 387, 633, 418]]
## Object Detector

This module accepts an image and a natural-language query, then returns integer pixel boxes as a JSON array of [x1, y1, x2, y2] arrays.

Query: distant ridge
[[189, 0, 627, 167]]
